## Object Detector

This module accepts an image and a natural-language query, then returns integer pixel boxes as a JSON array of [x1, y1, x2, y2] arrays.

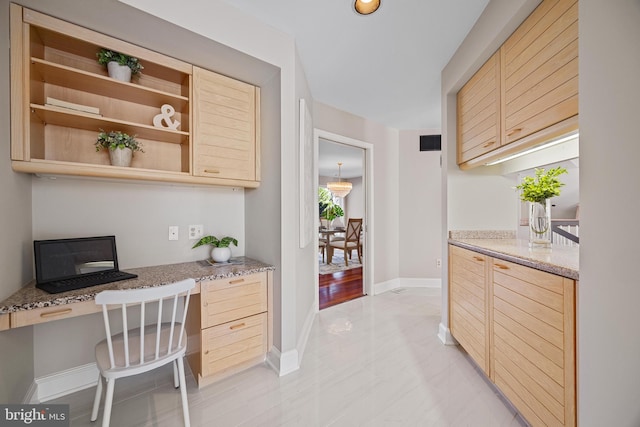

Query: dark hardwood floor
[[319, 267, 364, 310]]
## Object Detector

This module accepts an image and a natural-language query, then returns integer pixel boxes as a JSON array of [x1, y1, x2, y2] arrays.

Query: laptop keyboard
[[37, 270, 138, 294]]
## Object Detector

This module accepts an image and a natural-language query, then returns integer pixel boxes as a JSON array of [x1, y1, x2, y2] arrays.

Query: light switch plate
[[168, 226, 179, 241]]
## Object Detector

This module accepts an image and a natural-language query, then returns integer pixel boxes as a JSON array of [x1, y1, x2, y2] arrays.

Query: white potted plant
[[515, 166, 567, 247], [95, 130, 143, 167], [97, 49, 144, 83], [192, 235, 238, 263]]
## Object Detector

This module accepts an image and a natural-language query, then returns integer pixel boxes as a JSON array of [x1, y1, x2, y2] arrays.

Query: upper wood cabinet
[[9, 5, 260, 188], [457, 0, 578, 169], [192, 67, 260, 183], [457, 51, 501, 164]]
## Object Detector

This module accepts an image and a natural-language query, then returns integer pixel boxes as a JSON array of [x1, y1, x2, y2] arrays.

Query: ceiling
[[223, 0, 490, 130], [318, 139, 363, 179]]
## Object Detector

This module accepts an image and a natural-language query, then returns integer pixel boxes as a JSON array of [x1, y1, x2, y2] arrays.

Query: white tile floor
[[52, 288, 527, 426]]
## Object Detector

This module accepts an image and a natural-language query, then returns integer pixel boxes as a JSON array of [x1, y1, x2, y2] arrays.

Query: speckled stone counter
[[448, 237, 578, 280], [0, 257, 274, 314]]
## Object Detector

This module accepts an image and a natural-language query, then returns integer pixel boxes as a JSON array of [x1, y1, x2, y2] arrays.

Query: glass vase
[[529, 199, 552, 248]]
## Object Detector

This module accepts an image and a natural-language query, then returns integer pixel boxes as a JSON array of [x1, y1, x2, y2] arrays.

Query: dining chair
[[319, 240, 327, 263], [328, 218, 362, 266], [91, 278, 196, 427]]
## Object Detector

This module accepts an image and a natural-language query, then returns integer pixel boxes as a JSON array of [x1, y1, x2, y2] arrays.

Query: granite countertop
[[448, 231, 578, 280], [0, 257, 274, 314]]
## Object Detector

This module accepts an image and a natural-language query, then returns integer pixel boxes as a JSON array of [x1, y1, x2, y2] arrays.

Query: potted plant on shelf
[[95, 130, 143, 167], [515, 166, 568, 248], [192, 235, 238, 263], [97, 49, 144, 82]]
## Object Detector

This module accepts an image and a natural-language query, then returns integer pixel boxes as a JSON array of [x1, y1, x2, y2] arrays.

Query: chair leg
[[344, 249, 348, 266], [101, 378, 115, 427], [90, 374, 103, 422], [177, 357, 191, 427], [173, 360, 179, 388]]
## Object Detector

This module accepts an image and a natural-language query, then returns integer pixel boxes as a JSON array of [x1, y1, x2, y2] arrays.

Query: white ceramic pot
[[107, 61, 132, 82], [109, 147, 133, 167], [211, 247, 231, 263]]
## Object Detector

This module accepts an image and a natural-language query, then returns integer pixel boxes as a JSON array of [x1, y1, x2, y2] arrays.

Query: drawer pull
[[473, 256, 485, 262], [229, 278, 245, 285], [39, 308, 72, 318], [230, 322, 246, 330], [482, 141, 496, 148], [204, 169, 220, 174], [494, 263, 510, 270], [507, 128, 522, 137]]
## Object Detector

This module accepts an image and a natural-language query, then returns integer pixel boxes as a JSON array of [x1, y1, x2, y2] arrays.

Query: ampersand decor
[[153, 104, 181, 130]]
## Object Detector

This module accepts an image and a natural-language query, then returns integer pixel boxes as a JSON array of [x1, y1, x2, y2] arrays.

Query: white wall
[[398, 129, 442, 280], [313, 102, 400, 284], [579, 1, 640, 425], [344, 177, 364, 221]]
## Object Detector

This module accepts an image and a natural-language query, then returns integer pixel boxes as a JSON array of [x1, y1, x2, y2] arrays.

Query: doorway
[[314, 129, 374, 312]]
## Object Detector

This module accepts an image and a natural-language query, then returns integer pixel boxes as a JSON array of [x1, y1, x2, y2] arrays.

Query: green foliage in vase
[[318, 187, 344, 221], [515, 166, 568, 204], [192, 235, 238, 249], [97, 49, 144, 75], [95, 130, 143, 153]]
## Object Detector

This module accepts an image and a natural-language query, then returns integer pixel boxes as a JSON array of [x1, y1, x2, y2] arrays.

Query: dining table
[[319, 228, 345, 263]]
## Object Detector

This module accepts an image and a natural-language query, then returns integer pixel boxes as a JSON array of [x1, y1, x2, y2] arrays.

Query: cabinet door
[[501, 0, 578, 145], [192, 66, 258, 182], [492, 259, 575, 427], [457, 51, 501, 165], [449, 245, 490, 375]]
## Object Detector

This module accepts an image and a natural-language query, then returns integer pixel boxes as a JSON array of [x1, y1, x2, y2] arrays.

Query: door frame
[[314, 128, 374, 311]]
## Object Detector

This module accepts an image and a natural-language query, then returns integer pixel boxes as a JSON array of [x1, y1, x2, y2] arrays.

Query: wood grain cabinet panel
[[448, 245, 576, 427], [186, 272, 270, 387], [448, 245, 490, 375]]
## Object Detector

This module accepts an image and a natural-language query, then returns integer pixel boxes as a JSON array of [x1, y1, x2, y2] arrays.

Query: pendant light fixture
[[354, 0, 381, 15], [326, 162, 352, 198]]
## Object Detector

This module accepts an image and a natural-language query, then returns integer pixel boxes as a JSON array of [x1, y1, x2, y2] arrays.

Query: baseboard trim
[[28, 363, 99, 403], [438, 322, 458, 346], [265, 347, 300, 377], [23, 382, 38, 404], [374, 277, 441, 295]]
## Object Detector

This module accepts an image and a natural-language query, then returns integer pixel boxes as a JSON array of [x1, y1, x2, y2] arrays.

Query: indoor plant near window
[[318, 187, 344, 228], [95, 130, 143, 167], [192, 235, 238, 263], [515, 166, 568, 247], [97, 49, 144, 82]]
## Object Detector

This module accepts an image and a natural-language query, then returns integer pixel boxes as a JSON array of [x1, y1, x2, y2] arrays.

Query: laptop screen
[[34, 236, 120, 285]]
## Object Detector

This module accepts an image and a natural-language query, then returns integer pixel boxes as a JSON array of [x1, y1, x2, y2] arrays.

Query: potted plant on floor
[[95, 130, 143, 167], [97, 49, 144, 82], [515, 166, 567, 247], [192, 235, 238, 263]]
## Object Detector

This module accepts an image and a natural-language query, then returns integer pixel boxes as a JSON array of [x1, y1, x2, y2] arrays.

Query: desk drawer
[[10, 300, 101, 328], [201, 272, 267, 328], [201, 312, 267, 377]]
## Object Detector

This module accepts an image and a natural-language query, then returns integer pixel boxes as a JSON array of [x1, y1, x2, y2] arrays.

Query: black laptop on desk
[[34, 236, 138, 294]]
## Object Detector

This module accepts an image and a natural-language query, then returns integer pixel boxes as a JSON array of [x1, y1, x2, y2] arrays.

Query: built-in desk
[[0, 257, 274, 328]]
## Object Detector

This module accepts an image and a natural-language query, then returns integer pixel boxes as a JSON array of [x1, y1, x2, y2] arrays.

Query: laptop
[[34, 236, 138, 294]]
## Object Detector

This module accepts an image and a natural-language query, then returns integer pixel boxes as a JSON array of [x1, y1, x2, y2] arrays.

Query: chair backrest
[[345, 218, 363, 243], [95, 278, 196, 371]]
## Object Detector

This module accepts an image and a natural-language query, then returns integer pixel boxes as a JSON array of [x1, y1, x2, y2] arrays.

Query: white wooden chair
[[91, 278, 196, 427]]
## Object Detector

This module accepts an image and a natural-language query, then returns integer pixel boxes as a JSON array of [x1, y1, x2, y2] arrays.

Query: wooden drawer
[[201, 312, 267, 378], [10, 300, 101, 328], [201, 272, 267, 328]]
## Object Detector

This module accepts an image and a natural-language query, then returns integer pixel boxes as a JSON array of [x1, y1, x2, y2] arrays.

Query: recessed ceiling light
[[354, 0, 381, 15]]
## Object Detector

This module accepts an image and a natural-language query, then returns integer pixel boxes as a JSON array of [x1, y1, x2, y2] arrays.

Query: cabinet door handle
[[230, 322, 246, 330], [482, 141, 496, 148], [494, 263, 510, 270], [229, 278, 245, 285], [506, 128, 522, 137], [40, 308, 72, 318], [473, 256, 485, 262], [204, 169, 220, 174]]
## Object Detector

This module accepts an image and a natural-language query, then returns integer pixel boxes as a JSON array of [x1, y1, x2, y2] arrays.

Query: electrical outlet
[[189, 224, 203, 240], [168, 226, 179, 241], [436, 258, 442, 268]]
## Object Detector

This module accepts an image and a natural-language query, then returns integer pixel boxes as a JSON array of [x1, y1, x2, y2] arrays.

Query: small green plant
[[95, 130, 143, 153], [318, 187, 345, 221], [97, 49, 144, 75], [192, 235, 238, 249], [515, 166, 568, 204]]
